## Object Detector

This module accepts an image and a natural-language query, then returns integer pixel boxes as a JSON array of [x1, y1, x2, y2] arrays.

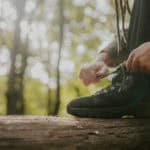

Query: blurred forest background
[[0, 0, 133, 116]]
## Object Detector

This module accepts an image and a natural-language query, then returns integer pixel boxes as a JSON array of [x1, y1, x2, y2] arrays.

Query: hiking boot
[[67, 65, 150, 118]]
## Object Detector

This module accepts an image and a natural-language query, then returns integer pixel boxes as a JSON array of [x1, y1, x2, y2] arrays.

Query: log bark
[[0, 116, 150, 150]]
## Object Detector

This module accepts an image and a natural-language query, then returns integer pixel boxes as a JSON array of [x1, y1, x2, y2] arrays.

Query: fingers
[[126, 51, 136, 71], [131, 56, 140, 72], [79, 69, 97, 86], [127, 43, 150, 73], [126, 49, 144, 72], [79, 62, 108, 86], [137, 57, 150, 73], [79, 65, 96, 86], [96, 66, 109, 76]]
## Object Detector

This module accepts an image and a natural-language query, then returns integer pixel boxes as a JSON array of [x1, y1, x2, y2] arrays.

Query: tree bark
[[0, 116, 150, 150]]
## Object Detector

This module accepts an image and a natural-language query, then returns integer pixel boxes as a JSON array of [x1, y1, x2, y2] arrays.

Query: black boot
[[67, 65, 150, 118]]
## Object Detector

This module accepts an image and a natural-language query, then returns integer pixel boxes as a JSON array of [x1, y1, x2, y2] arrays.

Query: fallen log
[[0, 116, 150, 150]]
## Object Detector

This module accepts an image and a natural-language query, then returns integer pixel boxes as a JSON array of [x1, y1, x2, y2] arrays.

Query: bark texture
[[0, 116, 150, 150]]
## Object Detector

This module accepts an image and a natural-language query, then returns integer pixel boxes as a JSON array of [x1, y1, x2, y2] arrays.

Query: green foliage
[[24, 78, 48, 115], [0, 76, 7, 115], [0, 75, 110, 116]]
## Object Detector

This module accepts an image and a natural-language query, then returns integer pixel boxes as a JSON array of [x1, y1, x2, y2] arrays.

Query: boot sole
[[67, 102, 150, 118]]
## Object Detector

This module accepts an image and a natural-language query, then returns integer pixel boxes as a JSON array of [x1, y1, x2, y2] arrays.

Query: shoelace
[[95, 63, 127, 96], [96, 62, 127, 80]]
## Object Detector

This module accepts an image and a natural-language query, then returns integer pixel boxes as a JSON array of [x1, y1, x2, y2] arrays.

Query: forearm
[[95, 52, 113, 66], [98, 39, 129, 66]]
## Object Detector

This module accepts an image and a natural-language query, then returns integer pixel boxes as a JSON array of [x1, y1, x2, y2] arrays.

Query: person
[[67, 0, 150, 118]]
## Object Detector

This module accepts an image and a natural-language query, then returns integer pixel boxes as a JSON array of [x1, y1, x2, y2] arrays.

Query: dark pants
[[127, 0, 150, 94], [127, 0, 150, 52]]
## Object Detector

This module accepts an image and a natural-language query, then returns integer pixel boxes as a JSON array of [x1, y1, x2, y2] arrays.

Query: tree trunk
[[17, 39, 29, 114], [6, 0, 28, 115], [54, 0, 64, 115], [6, 0, 26, 114], [0, 116, 150, 150], [47, 88, 53, 115]]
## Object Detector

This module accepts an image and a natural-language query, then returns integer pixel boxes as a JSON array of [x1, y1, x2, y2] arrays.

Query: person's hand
[[79, 53, 110, 86], [79, 61, 109, 86], [126, 42, 150, 73]]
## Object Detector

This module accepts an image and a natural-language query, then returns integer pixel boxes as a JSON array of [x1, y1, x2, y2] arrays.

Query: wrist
[[96, 52, 112, 66]]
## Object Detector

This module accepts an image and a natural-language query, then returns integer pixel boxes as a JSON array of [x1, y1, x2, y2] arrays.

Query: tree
[[54, 0, 64, 115], [6, 0, 26, 114]]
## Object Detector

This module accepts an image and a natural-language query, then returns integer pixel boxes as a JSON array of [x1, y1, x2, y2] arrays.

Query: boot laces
[[95, 64, 128, 95]]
